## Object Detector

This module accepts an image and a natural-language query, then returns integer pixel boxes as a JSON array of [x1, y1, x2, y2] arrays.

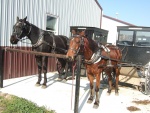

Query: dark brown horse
[[66, 34, 122, 108]]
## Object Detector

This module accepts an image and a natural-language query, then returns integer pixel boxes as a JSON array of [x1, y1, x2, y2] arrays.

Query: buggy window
[[118, 30, 134, 46], [135, 31, 150, 46], [46, 14, 58, 34]]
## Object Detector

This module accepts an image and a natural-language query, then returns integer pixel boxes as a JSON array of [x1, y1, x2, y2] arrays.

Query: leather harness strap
[[32, 31, 56, 52]]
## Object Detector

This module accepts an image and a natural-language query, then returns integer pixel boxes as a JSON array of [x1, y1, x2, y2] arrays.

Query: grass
[[0, 93, 55, 113]]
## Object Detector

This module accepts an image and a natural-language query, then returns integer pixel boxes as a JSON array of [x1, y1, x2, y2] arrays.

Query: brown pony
[[66, 34, 122, 108]]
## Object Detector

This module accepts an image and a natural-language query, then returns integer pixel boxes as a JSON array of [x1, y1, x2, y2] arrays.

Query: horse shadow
[[45, 73, 60, 88], [3, 73, 59, 89], [3, 76, 36, 88]]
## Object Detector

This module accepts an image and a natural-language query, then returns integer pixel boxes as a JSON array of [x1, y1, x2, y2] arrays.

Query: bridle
[[13, 21, 32, 42], [68, 35, 84, 56]]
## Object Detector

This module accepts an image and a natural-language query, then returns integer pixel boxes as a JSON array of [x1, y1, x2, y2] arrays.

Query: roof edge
[[103, 15, 136, 26], [94, 0, 103, 10]]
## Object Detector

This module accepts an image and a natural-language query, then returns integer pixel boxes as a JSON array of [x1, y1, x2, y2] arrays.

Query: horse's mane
[[86, 37, 99, 53]]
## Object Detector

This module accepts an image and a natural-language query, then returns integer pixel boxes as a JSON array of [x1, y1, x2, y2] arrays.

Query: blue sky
[[98, 0, 150, 26]]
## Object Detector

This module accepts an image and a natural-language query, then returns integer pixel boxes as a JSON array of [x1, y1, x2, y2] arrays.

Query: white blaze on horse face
[[67, 38, 75, 57], [16, 22, 21, 26]]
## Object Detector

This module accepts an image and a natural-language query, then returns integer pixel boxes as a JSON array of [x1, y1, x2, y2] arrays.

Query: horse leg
[[57, 58, 66, 80], [106, 69, 113, 95], [115, 68, 120, 95], [42, 56, 48, 89], [93, 73, 101, 109], [63, 61, 69, 79], [35, 56, 42, 86], [87, 74, 94, 104]]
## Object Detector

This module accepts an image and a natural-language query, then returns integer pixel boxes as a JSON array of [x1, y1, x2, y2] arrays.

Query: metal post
[[74, 55, 82, 113], [0, 48, 4, 88]]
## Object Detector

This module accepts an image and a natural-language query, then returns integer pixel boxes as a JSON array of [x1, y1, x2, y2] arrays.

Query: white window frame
[[45, 14, 59, 35]]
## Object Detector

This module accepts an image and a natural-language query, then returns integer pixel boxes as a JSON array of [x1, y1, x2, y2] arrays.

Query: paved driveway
[[0, 72, 150, 113]]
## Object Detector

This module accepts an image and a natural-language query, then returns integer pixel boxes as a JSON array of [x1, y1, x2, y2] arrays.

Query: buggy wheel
[[138, 82, 147, 95], [138, 63, 150, 95]]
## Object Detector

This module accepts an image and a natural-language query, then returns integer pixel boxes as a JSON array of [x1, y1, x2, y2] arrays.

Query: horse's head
[[10, 16, 31, 44], [67, 36, 84, 61]]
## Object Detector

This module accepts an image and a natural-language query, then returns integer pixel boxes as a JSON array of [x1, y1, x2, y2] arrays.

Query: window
[[46, 14, 58, 34], [117, 30, 134, 46], [135, 31, 150, 46]]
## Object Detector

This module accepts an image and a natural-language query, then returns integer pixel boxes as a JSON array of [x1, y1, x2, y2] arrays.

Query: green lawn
[[0, 93, 55, 113]]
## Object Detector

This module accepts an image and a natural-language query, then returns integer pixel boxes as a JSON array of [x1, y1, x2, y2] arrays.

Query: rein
[[100, 55, 121, 62]]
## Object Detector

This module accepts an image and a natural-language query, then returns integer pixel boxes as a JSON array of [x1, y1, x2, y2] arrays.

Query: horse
[[66, 32, 122, 108], [10, 16, 69, 88]]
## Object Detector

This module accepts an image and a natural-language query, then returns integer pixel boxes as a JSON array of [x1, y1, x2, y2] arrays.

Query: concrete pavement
[[0, 72, 150, 113]]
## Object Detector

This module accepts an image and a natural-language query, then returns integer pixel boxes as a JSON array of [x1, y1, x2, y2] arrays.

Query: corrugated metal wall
[[1, 46, 57, 79], [0, 0, 102, 46], [0, 0, 102, 79]]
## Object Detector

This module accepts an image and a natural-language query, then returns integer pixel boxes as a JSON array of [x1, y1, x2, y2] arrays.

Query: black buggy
[[102, 26, 150, 95], [116, 26, 150, 95]]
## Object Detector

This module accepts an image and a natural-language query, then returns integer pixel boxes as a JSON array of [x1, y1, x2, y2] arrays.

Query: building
[[102, 15, 136, 44], [0, 0, 103, 80]]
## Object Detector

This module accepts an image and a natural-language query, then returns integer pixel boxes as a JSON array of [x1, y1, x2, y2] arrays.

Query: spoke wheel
[[138, 64, 150, 95]]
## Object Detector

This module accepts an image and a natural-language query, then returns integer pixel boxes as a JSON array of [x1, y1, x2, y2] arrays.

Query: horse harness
[[70, 35, 120, 65], [86, 44, 121, 65], [32, 31, 56, 52], [14, 21, 67, 53]]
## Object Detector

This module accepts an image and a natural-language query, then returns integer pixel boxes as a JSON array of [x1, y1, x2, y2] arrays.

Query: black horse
[[10, 16, 69, 88]]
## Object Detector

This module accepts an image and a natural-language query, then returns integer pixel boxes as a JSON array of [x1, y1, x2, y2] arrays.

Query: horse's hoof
[[115, 92, 119, 96], [87, 99, 93, 104], [87, 96, 94, 104], [35, 83, 41, 87], [107, 90, 111, 96], [93, 104, 99, 109], [93, 101, 99, 109], [107, 92, 111, 96], [41, 85, 47, 89], [61, 79, 67, 83], [57, 77, 63, 81]]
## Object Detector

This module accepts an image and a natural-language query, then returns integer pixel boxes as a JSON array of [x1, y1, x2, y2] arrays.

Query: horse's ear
[[17, 16, 19, 22], [24, 16, 27, 22]]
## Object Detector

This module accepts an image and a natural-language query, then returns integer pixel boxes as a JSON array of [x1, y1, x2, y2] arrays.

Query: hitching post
[[0, 48, 4, 88], [74, 55, 82, 113]]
